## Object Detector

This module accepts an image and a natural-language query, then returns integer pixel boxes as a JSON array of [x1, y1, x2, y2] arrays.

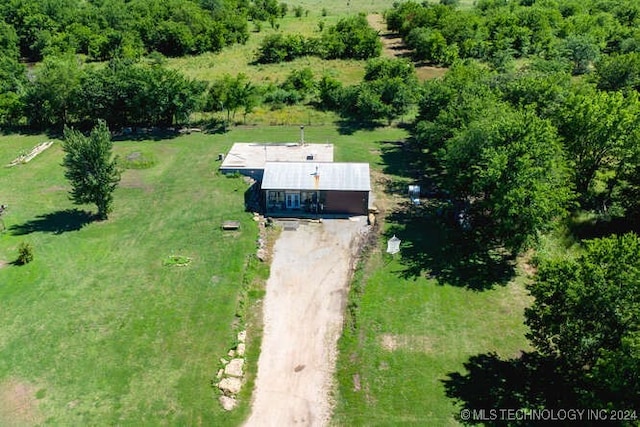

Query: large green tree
[[62, 121, 121, 220], [207, 73, 256, 125], [442, 104, 571, 252], [24, 54, 83, 128], [526, 233, 640, 409], [555, 88, 640, 206]]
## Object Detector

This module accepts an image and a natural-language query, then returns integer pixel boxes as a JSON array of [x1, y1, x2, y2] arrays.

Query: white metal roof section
[[220, 143, 334, 170], [262, 162, 371, 191]]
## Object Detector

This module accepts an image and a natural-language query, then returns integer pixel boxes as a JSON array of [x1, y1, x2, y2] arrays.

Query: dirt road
[[244, 218, 368, 427]]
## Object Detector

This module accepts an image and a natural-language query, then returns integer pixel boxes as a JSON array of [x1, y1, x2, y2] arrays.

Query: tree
[[345, 58, 420, 124], [526, 233, 640, 410], [562, 34, 601, 75], [555, 88, 640, 206], [207, 73, 256, 124], [24, 54, 83, 128], [406, 27, 457, 65], [594, 52, 640, 91], [442, 104, 571, 252], [62, 121, 121, 220], [0, 56, 26, 126], [75, 59, 204, 129], [321, 15, 381, 60]]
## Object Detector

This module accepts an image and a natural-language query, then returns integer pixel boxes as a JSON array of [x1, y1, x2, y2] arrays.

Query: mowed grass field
[[331, 135, 532, 425], [333, 249, 532, 425], [0, 132, 262, 425], [0, 125, 407, 424]]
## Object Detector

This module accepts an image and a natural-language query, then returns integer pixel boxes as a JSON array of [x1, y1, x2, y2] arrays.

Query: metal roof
[[220, 143, 334, 170], [262, 162, 371, 191]]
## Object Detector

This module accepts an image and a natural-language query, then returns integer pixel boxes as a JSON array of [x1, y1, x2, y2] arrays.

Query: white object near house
[[408, 185, 420, 205], [387, 235, 401, 254]]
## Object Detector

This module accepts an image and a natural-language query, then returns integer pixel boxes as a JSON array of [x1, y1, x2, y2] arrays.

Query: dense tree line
[[386, 0, 640, 72], [389, 1, 640, 413], [0, 0, 296, 61], [0, 56, 205, 130], [411, 60, 640, 250], [255, 14, 381, 64]]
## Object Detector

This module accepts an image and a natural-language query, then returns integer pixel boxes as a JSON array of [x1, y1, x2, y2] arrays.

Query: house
[[219, 142, 334, 180], [261, 162, 371, 216]]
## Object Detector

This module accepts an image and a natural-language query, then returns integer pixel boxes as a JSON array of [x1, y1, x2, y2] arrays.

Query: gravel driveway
[[244, 217, 368, 427]]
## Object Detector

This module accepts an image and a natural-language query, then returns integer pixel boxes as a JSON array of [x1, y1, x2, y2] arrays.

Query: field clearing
[[167, 9, 366, 86], [330, 135, 533, 425], [0, 131, 264, 424], [0, 125, 408, 424], [334, 246, 532, 424], [167, 0, 469, 86]]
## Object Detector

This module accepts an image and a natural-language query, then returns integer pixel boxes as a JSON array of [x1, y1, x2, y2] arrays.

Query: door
[[285, 192, 300, 209]]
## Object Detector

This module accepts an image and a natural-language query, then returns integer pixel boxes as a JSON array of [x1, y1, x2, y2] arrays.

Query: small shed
[[261, 162, 371, 216]]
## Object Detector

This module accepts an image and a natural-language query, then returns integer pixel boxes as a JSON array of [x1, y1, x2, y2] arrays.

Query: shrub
[[255, 33, 311, 63], [17, 242, 34, 265]]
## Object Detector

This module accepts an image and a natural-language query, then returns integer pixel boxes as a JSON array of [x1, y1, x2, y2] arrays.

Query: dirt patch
[[0, 260, 8, 269], [0, 379, 43, 426], [379, 334, 433, 353], [245, 218, 368, 426], [367, 13, 448, 81], [119, 171, 153, 192], [518, 249, 538, 278]]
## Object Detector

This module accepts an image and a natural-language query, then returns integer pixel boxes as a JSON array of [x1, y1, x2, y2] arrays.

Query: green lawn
[[0, 125, 410, 425], [0, 131, 260, 425], [332, 137, 533, 425], [333, 244, 532, 425]]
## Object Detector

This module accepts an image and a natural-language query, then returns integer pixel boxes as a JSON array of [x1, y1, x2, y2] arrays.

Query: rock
[[257, 249, 266, 262], [220, 358, 229, 365], [228, 349, 236, 358], [224, 358, 245, 378], [219, 395, 237, 411], [237, 343, 246, 356], [368, 213, 376, 226], [238, 330, 246, 343], [216, 368, 224, 379], [218, 377, 242, 395]]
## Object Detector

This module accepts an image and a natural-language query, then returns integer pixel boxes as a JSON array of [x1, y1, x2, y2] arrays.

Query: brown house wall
[[323, 190, 368, 215]]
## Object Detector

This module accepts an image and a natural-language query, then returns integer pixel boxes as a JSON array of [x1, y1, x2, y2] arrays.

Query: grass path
[[366, 12, 448, 81]]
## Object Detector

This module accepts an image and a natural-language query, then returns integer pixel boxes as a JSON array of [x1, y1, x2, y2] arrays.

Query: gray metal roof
[[262, 162, 371, 191]]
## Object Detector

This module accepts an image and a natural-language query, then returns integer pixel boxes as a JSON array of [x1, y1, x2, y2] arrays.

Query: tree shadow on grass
[[336, 119, 382, 135], [111, 127, 182, 142], [380, 139, 420, 178], [385, 203, 515, 290], [568, 214, 639, 242], [10, 209, 95, 235], [379, 137, 445, 195], [443, 352, 585, 426]]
